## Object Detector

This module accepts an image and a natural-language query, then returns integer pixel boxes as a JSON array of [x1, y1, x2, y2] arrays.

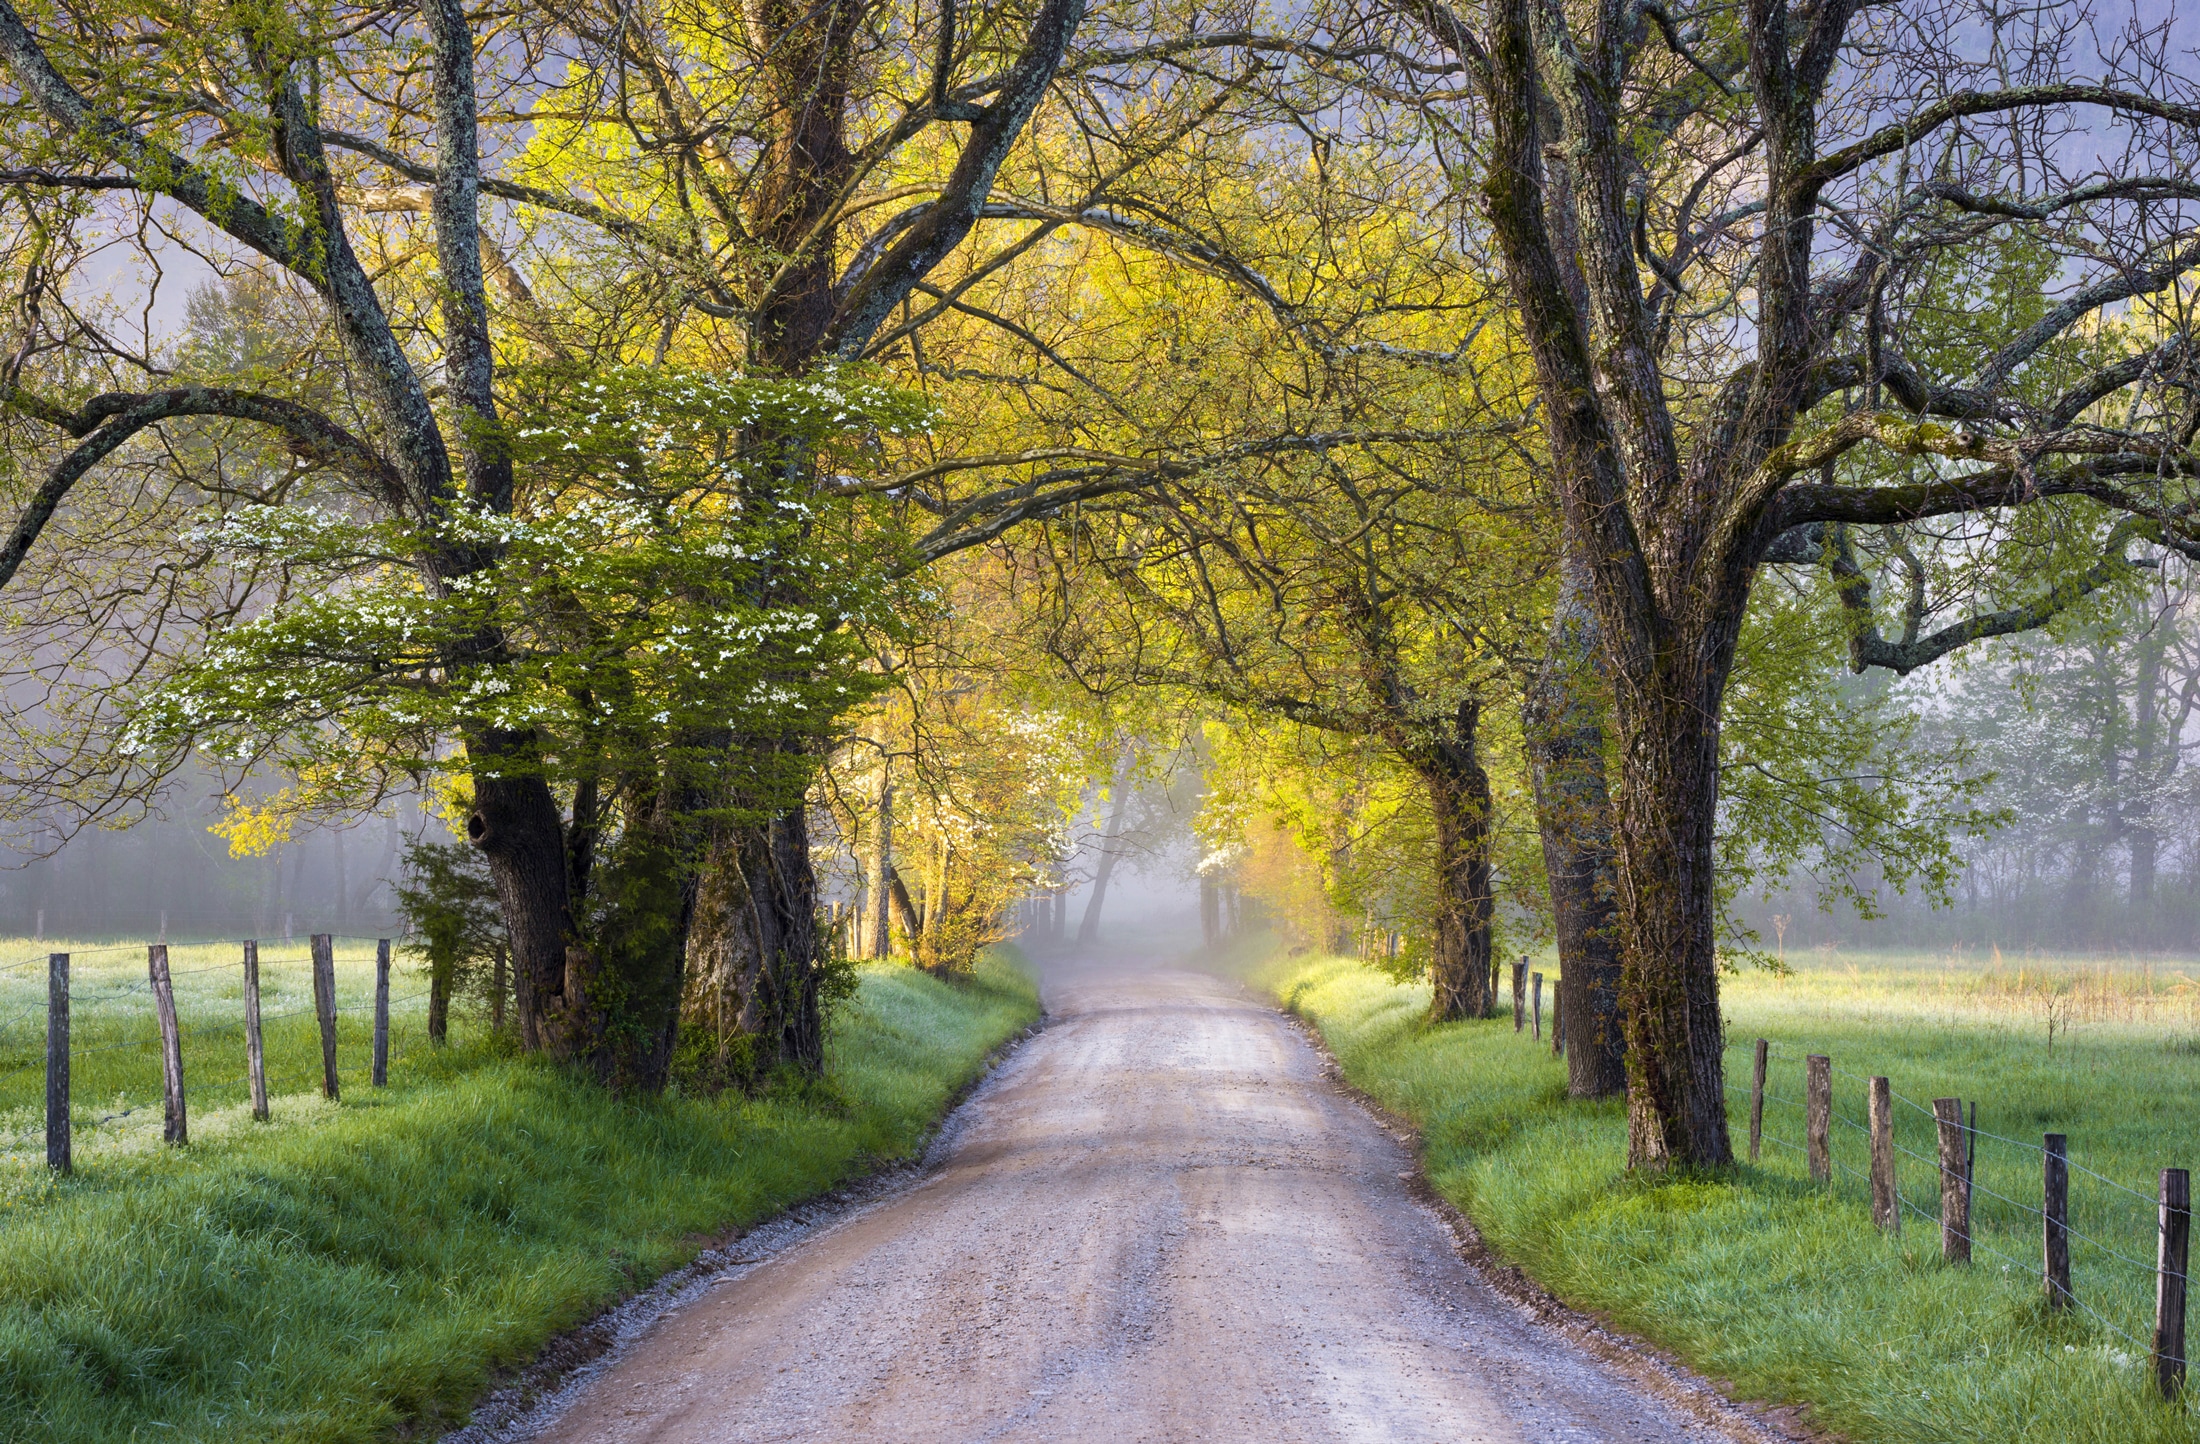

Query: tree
[[1026, 423, 1548, 1018], [394, 837, 507, 1042], [0, 0, 582, 1032], [135, 364, 920, 1085], [1390, 0, 2200, 1164], [811, 559, 1092, 976], [0, 0, 1236, 1084]]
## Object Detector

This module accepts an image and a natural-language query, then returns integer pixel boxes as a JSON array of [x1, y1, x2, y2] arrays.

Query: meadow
[[1252, 941, 2200, 1444], [0, 938, 1039, 1442], [0, 936, 431, 1177]]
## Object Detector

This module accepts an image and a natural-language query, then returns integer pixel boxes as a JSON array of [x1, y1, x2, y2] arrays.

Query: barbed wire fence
[[14, 932, 454, 1175], [1494, 952, 2193, 1404]]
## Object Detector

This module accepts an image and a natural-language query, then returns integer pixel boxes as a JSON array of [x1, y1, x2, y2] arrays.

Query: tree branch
[[825, 0, 1086, 356], [0, 384, 400, 590], [1827, 519, 2154, 675], [1807, 85, 2200, 191]]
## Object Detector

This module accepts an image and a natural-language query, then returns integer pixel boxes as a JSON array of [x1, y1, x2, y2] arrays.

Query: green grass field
[[0, 937, 435, 1175], [1252, 941, 2200, 1444], [0, 940, 1039, 1442]]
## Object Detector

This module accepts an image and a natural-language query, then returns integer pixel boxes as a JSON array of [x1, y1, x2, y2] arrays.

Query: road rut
[[525, 960, 1754, 1443]]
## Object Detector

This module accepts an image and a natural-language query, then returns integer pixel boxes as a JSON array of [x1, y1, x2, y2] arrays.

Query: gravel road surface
[[525, 958, 1755, 1444]]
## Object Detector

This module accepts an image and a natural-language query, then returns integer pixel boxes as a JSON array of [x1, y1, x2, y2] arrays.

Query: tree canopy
[[1, 0, 2196, 1171]]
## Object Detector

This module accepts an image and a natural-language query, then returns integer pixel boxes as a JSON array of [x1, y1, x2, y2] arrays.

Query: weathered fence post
[[1934, 1097, 1970, 1263], [491, 944, 508, 1032], [2044, 1133, 2071, 1309], [310, 934, 340, 1101], [1806, 1054, 1831, 1182], [372, 938, 391, 1087], [1531, 972, 1543, 1041], [2157, 1168, 2190, 1399], [1552, 982, 1564, 1056], [45, 952, 68, 1174], [243, 940, 268, 1121], [1512, 959, 1526, 1031], [1749, 1039, 1769, 1163], [1868, 1076, 1899, 1233], [148, 944, 186, 1146]]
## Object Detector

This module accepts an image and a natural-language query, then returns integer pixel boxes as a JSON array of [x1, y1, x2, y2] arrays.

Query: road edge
[[432, 1011, 1050, 1443], [1266, 1001, 1839, 1444]]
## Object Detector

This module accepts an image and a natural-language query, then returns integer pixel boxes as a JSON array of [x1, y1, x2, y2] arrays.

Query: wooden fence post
[[310, 934, 340, 1101], [1934, 1097, 1970, 1263], [2044, 1133, 2071, 1309], [2157, 1168, 2190, 1399], [1531, 972, 1543, 1041], [1806, 1054, 1831, 1182], [1749, 1039, 1768, 1163], [371, 938, 391, 1087], [1868, 1075, 1899, 1233], [491, 944, 508, 1032], [148, 944, 186, 1146], [1552, 982, 1564, 1056], [45, 952, 68, 1174], [1512, 959, 1527, 1032], [244, 940, 268, 1121]]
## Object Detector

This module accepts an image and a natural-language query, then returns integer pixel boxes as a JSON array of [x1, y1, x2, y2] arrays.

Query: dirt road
[[524, 960, 1755, 1443]]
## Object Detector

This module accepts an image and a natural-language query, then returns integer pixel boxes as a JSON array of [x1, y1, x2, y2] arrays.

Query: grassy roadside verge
[[1249, 944, 2200, 1444], [0, 951, 1038, 1443]]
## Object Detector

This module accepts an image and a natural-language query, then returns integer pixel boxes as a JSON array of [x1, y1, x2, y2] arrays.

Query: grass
[[0, 940, 1038, 1442], [1250, 940, 2200, 1444], [0, 937, 438, 1168]]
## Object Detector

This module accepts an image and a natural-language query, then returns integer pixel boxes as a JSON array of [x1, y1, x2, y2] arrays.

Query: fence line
[[15, 935, 455, 1174], [1580, 1022, 2191, 1395]]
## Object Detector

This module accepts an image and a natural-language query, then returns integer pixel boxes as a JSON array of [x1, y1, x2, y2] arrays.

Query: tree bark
[[1523, 553, 1627, 1097], [1420, 699, 1497, 1021], [1608, 657, 1737, 1167], [467, 732, 572, 1052], [687, 809, 823, 1073]]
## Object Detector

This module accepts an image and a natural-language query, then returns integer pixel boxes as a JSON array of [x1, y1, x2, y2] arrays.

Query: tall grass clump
[[1250, 943, 2200, 1444], [0, 949, 1036, 1442]]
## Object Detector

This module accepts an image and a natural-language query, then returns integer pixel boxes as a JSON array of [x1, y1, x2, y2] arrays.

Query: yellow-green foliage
[[0, 945, 1037, 1441], [1252, 942, 2200, 1444]]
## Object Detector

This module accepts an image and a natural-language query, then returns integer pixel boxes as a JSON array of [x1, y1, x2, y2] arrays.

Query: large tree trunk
[[1470, 0, 1734, 1167], [554, 809, 694, 1091], [467, 731, 571, 1053], [1422, 699, 1496, 1021], [687, 808, 824, 1074], [1523, 554, 1627, 1098], [1608, 656, 1736, 1168]]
